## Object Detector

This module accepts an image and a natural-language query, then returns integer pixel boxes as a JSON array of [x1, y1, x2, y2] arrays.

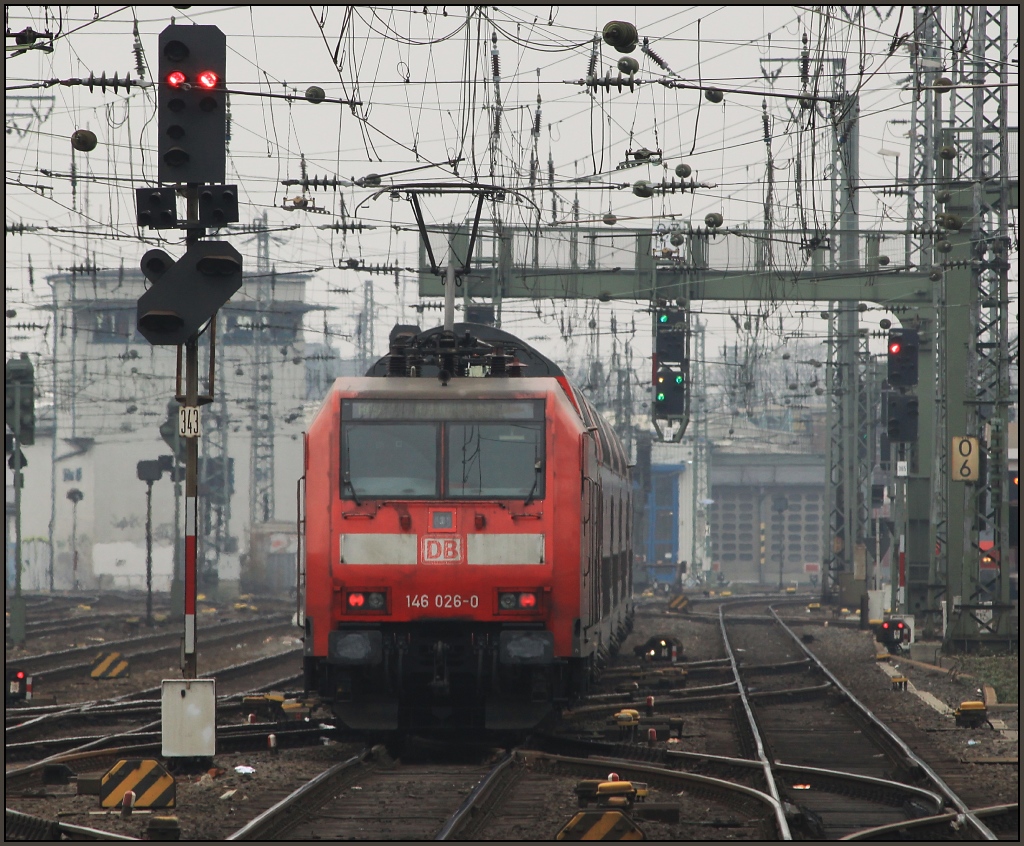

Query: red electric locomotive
[[298, 323, 632, 731]]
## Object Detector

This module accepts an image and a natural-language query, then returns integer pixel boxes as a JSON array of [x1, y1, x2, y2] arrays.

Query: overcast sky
[[5, 6, 1018, 423]]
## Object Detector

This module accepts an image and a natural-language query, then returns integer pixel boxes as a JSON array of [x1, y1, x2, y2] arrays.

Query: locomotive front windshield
[[341, 399, 544, 500]]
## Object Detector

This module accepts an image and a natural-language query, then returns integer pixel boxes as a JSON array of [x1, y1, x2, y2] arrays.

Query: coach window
[[343, 422, 438, 498], [447, 422, 544, 498]]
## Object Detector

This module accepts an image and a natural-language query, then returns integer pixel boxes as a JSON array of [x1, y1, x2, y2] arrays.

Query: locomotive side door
[[580, 431, 601, 634], [296, 433, 307, 630]]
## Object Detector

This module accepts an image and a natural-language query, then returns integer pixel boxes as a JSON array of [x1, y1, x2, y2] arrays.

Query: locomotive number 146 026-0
[[406, 594, 479, 609]]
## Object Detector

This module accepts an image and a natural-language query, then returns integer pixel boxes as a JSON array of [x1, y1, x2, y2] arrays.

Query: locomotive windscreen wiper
[[523, 459, 544, 506], [342, 441, 362, 506], [342, 473, 362, 506]]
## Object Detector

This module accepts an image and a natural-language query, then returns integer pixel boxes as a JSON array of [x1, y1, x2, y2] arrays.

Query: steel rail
[[19, 618, 296, 683], [541, 749, 784, 826], [718, 605, 794, 840], [837, 811, 961, 841], [665, 747, 948, 812], [835, 803, 1018, 842], [769, 606, 999, 841], [5, 808, 140, 841], [14, 614, 290, 666], [772, 762, 944, 812], [434, 751, 515, 840], [225, 748, 373, 841], [7, 668, 301, 743]]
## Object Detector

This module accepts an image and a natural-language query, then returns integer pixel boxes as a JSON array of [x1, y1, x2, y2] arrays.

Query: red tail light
[[498, 591, 541, 611], [345, 591, 386, 612]]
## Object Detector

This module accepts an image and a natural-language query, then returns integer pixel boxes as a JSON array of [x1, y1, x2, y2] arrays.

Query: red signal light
[[347, 593, 365, 608], [888, 341, 902, 356], [518, 592, 537, 609], [196, 70, 219, 89], [166, 70, 187, 88], [16, 671, 25, 680], [896, 622, 904, 629], [882, 622, 889, 629]]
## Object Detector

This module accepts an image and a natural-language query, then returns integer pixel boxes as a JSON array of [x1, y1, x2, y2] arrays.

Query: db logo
[[421, 536, 463, 565]]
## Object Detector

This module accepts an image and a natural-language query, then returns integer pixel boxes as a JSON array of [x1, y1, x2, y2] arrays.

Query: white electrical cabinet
[[161, 678, 216, 757]]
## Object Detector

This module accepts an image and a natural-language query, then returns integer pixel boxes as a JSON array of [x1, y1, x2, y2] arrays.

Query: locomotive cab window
[[340, 399, 544, 501], [447, 422, 544, 499], [343, 421, 438, 498]]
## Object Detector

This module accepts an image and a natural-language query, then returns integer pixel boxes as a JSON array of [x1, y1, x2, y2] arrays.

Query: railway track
[[5, 589, 1014, 841], [546, 593, 1015, 840], [227, 745, 511, 841], [6, 666, 307, 778], [716, 602, 1002, 840], [11, 615, 292, 680]]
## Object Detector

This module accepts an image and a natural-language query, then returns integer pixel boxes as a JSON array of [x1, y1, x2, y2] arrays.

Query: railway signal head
[[654, 366, 686, 417], [158, 24, 227, 185], [886, 328, 919, 387], [5, 353, 35, 445], [886, 394, 919, 442], [136, 240, 243, 345], [654, 305, 687, 364], [6, 668, 28, 702]]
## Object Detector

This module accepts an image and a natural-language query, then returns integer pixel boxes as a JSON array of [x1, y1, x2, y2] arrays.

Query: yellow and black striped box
[[91, 653, 130, 679], [556, 809, 645, 840], [100, 759, 175, 809], [668, 594, 689, 610]]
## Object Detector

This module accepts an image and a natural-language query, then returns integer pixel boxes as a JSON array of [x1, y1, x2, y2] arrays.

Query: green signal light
[[675, 375, 683, 384], [658, 313, 668, 323], [656, 391, 666, 402]]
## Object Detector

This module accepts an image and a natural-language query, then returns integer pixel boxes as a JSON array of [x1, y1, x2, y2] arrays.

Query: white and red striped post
[[897, 533, 906, 611], [182, 335, 200, 680], [184, 492, 197, 675]]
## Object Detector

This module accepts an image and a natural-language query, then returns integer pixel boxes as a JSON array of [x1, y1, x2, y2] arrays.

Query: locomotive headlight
[[499, 592, 518, 610], [367, 592, 386, 610]]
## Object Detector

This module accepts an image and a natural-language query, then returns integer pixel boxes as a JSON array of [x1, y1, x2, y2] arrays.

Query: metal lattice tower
[[820, 55, 872, 605], [248, 212, 275, 529], [903, 7, 952, 619], [905, 7, 941, 270], [355, 279, 376, 374], [939, 5, 1014, 643], [200, 374, 232, 585], [611, 334, 634, 458], [689, 321, 710, 577]]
